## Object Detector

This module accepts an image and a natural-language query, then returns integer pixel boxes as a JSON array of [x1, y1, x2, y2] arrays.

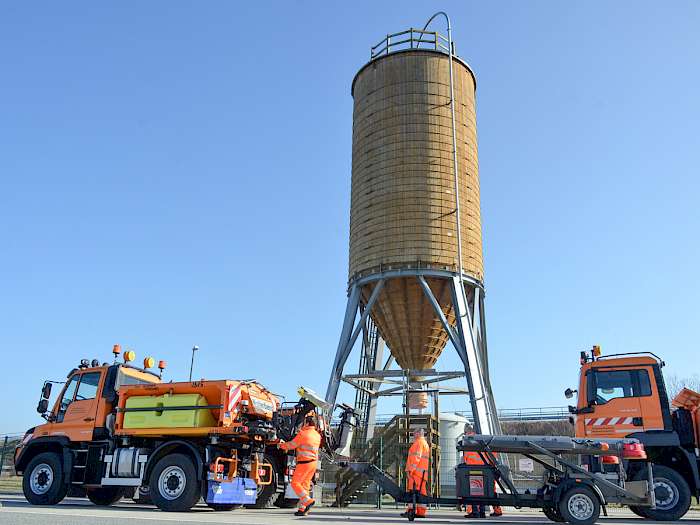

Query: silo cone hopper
[[325, 13, 501, 435]]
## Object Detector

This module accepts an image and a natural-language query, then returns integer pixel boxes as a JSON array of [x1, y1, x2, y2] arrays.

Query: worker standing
[[463, 429, 502, 518], [401, 428, 430, 519], [278, 414, 321, 516]]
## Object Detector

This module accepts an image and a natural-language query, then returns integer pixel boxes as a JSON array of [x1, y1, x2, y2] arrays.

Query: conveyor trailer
[[345, 434, 656, 524]]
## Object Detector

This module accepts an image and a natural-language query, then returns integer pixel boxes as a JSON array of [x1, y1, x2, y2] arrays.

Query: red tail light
[[602, 455, 620, 464]]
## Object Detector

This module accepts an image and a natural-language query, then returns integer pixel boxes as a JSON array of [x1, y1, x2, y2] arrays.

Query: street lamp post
[[189, 345, 199, 382]]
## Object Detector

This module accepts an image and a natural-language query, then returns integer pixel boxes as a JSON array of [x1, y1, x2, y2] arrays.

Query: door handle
[[83, 417, 95, 422], [632, 417, 643, 426]]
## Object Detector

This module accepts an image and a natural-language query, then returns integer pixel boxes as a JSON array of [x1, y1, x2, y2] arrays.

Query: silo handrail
[[370, 28, 452, 59]]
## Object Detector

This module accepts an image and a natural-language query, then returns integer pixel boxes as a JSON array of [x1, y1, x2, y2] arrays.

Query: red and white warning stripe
[[228, 385, 242, 412], [585, 417, 634, 426]]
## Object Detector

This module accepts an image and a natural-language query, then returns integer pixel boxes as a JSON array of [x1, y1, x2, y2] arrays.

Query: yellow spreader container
[[123, 393, 216, 429]]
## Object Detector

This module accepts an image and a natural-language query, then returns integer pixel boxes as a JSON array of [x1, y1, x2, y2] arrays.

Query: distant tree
[[664, 373, 700, 399]]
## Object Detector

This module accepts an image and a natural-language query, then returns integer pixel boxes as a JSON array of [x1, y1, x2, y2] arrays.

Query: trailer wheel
[[86, 486, 125, 506], [629, 465, 691, 521], [543, 505, 566, 522], [558, 486, 600, 525], [22, 452, 68, 505], [149, 453, 201, 512]]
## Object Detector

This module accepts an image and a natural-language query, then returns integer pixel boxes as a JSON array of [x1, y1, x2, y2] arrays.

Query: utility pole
[[188, 345, 199, 382]]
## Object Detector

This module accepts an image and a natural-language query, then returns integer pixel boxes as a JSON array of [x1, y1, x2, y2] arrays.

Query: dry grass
[[0, 475, 22, 494]]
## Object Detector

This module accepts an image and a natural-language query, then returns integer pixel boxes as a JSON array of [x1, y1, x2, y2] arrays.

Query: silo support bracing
[[325, 269, 500, 435]]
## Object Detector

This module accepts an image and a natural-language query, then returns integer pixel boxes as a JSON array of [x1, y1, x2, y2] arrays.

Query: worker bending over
[[463, 428, 502, 518], [401, 428, 430, 519], [279, 414, 321, 516]]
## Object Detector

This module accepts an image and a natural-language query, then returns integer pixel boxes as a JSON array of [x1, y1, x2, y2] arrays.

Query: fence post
[[0, 436, 8, 478], [377, 433, 383, 509]]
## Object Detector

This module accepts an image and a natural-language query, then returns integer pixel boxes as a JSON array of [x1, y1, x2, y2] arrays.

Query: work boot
[[491, 510, 503, 517], [294, 500, 314, 516]]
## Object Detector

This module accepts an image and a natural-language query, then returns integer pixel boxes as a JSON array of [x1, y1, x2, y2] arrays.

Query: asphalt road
[[1, 495, 700, 525]]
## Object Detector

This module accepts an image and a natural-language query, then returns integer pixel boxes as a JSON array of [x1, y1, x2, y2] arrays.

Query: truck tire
[[22, 452, 68, 505], [245, 454, 282, 509], [86, 486, 125, 506], [558, 486, 600, 525], [275, 497, 298, 509], [629, 465, 691, 521], [543, 505, 566, 522], [149, 453, 201, 512]]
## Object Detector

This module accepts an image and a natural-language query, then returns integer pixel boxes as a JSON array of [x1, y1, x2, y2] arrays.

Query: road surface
[[1, 494, 700, 524]]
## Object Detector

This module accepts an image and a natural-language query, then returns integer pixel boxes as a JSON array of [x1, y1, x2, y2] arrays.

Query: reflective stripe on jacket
[[405, 436, 430, 475], [463, 450, 497, 465], [281, 425, 321, 461]]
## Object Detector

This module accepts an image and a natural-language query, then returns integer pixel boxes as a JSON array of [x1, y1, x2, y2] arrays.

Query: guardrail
[[370, 28, 453, 59], [369, 407, 570, 425]]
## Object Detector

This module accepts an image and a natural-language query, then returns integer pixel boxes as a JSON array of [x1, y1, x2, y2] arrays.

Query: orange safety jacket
[[463, 450, 498, 465], [406, 436, 430, 478], [463, 450, 484, 465], [280, 424, 321, 462]]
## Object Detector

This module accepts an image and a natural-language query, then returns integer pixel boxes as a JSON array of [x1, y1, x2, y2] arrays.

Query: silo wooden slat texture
[[350, 50, 482, 371]]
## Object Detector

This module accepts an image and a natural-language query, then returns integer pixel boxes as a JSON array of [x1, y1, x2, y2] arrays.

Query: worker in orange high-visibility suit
[[279, 415, 322, 516], [463, 438, 503, 518], [401, 428, 430, 519]]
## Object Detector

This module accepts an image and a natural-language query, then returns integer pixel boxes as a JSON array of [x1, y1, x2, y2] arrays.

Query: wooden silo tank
[[349, 49, 482, 371]]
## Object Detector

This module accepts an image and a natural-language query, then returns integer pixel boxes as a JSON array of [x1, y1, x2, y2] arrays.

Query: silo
[[438, 412, 468, 498], [326, 21, 500, 436], [350, 49, 481, 370]]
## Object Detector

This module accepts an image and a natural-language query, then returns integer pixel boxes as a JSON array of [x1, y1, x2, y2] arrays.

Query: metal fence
[[370, 28, 452, 59], [0, 434, 22, 480], [370, 407, 569, 426]]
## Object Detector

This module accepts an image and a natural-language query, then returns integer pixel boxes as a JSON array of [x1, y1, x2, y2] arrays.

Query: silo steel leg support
[[449, 277, 500, 435], [325, 280, 385, 413]]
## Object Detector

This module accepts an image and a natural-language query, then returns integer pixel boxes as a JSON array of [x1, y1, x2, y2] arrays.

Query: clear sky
[[1, 2, 699, 434]]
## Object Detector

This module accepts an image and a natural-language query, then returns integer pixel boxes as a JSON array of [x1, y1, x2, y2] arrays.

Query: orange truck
[[566, 346, 700, 520], [14, 346, 357, 512]]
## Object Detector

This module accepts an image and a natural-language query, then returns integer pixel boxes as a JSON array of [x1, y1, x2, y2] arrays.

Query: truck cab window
[[591, 369, 652, 404], [75, 372, 101, 401], [57, 375, 79, 422]]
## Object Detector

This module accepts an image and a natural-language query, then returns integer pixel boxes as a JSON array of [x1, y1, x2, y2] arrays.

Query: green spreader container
[[123, 393, 217, 429]]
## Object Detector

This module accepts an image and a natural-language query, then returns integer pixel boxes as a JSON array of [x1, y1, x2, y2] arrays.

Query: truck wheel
[[630, 465, 691, 521], [543, 505, 566, 522], [275, 497, 299, 509], [86, 486, 125, 506], [149, 453, 201, 512], [558, 486, 600, 525], [22, 452, 68, 505], [245, 454, 283, 509]]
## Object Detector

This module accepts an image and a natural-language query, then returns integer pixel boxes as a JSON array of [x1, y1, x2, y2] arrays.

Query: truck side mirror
[[564, 388, 576, 399], [37, 398, 49, 414], [41, 382, 52, 400]]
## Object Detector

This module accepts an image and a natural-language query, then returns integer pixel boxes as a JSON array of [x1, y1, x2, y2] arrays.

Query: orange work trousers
[[406, 473, 428, 517], [291, 461, 316, 510]]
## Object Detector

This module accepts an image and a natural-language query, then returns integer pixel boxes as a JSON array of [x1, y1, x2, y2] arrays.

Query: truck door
[[53, 371, 103, 442], [638, 364, 666, 431], [583, 367, 650, 438]]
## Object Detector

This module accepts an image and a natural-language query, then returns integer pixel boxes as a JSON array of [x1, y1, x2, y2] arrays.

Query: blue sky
[[1, 2, 699, 434]]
